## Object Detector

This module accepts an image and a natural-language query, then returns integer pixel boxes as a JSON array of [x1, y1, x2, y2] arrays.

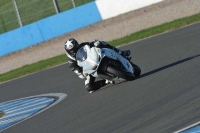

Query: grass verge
[[0, 13, 200, 82], [0, 55, 67, 82]]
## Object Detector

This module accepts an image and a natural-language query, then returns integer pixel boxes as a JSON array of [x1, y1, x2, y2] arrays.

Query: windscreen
[[76, 47, 87, 62]]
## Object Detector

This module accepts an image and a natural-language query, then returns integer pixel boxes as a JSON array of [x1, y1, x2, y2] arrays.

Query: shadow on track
[[91, 55, 199, 93], [137, 55, 200, 79], [93, 80, 127, 92]]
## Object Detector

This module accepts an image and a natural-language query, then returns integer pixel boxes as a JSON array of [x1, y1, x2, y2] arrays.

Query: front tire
[[106, 64, 135, 81], [131, 63, 141, 77]]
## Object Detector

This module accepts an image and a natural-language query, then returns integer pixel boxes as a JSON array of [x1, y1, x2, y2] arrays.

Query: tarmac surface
[[0, 22, 200, 133]]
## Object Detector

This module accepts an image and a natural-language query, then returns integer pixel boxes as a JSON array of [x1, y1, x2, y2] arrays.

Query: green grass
[[16, 0, 56, 26], [0, 54, 67, 82], [0, 0, 94, 34], [0, 13, 200, 82], [110, 13, 200, 47], [57, 0, 74, 12], [0, 0, 19, 33], [74, 0, 94, 7], [56, 0, 94, 12]]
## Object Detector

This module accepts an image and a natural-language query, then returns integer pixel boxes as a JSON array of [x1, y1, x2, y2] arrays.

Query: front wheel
[[106, 64, 135, 81], [131, 63, 141, 77]]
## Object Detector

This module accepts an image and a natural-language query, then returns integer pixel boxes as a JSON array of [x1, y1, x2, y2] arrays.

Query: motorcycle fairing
[[100, 48, 133, 74], [77, 45, 99, 74], [76, 45, 134, 78]]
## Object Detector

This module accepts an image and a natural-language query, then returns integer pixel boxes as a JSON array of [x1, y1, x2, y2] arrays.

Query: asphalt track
[[0, 22, 200, 133]]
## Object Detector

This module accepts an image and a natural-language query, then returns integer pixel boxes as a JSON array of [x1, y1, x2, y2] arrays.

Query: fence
[[0, 0, 93, 34]]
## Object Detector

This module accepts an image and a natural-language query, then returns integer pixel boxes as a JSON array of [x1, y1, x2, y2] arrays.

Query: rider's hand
[[94, 40, 101, 47], [83, 73, 88, 77]]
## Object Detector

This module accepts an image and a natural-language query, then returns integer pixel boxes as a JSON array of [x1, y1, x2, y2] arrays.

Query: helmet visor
[[67, 44, 79, 56]]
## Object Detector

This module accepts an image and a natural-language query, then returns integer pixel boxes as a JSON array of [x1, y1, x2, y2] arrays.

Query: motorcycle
[[76, 45, 141, 82]]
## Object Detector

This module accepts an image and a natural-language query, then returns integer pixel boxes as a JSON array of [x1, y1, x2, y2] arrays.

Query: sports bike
[[76, 45, 141, 82]]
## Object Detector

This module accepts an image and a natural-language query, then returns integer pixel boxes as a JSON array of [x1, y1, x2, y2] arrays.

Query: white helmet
[[64, 38, 79, 56]]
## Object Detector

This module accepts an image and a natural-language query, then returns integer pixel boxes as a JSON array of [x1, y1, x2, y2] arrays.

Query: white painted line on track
[[0, 93, 67, 132], [174, 121, 200, 133]]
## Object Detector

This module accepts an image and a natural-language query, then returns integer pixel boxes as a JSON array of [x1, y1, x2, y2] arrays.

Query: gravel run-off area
[[0, 0, 200, 74]]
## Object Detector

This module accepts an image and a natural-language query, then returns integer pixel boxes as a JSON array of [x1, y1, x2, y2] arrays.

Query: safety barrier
[[0, 0, 163, 57]]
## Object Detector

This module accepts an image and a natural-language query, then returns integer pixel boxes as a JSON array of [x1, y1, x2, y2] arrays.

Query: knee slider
[[85, 84, 93, 91]]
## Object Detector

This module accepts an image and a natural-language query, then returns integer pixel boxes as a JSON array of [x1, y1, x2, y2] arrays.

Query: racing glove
[[74, 70, 85, 79]]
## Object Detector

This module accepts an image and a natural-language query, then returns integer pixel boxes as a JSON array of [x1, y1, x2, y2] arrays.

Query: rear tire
[[106, 64, 135, 81]]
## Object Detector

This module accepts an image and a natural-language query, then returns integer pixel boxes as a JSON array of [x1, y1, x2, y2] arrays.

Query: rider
[[64, 38, 131, 93]]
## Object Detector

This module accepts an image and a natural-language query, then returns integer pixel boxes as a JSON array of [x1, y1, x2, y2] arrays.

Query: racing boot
[[95, 40, 131, 59], [111, 46, 131, 57], [118, 50, 131, 57], [117, 50, 131, 61]]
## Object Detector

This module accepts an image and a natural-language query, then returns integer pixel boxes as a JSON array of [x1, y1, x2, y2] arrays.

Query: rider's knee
[[85, 84, 93, 91]]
